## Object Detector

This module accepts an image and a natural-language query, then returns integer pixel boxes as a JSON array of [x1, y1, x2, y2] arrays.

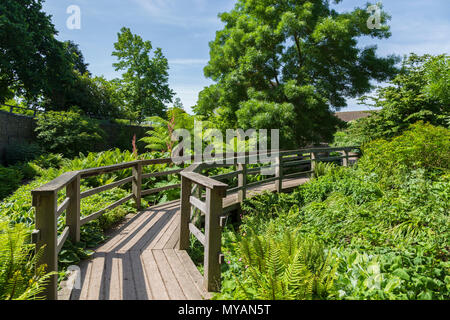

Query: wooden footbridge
[[31, 147, 360, 300]]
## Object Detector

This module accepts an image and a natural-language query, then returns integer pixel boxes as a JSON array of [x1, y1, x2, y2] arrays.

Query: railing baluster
[[66, 174, 81, 243], [342, 149, 350, 167], [204, 187, 225, 292], [275, 154, 283, 192], [32, 190, 58, 300], [179, 176, 192, 250], [237, 163, 247, 205], [132, 162, 142, 210], [310, 151, 318, 178]]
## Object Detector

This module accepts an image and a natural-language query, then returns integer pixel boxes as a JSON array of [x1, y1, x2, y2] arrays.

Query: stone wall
[[0, 110, 149, 164], [0, 110, 36, 164]]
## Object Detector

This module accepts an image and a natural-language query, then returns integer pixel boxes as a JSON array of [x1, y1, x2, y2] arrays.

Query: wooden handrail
[[31, 147, 361, 299], [31, 157, 185, 300], [178, 146, 361, 292]]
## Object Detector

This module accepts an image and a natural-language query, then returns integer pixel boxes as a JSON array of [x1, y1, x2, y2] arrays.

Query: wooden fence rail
[[31, 147, 360, 299], [177, 146, 360, 292], [31, 157, 185, 300]]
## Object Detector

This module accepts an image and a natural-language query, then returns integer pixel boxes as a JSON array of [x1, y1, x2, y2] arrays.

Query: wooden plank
[[96, 211, 154, 253], [204, 188, 223, 292], [66, 175, 80, 243], [165, 225, 180, 249], [80, 194, 133, 226], [226, 186, 244, 196], [175, 250, 212, 300], [102, 253, 118, 300], [132, 163, 142, 210], [32, 171, 79, 194], [164, 250, 203, 300], [152, 213, 180, 250], [56, 197, 70, 217], [146, 211, 179, 250], [284, 171, 313, 179], [190, 196, 206, 214], [110, 253, 122, 300], [189, 223, 205, 246], [120, 252, 137, 300], [80, 177, 133, 199], [32, 191, 58, 300], [79, 161, 140, 178], [86, 253, 106, 300], [78, 259, 93, 300], [179, 176, 192, 250], [246, 177, 278, 189], [56, 227, 70, 254], [116, 211, 167, 253], [153, 250, 186, 300], [129, 251, 151, 300], [141, 250, 170, 300]]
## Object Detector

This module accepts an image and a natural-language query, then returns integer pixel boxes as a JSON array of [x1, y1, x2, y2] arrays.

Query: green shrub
[[213, 124, 450, 300], [0, 219, 54, 300], [358, 122, 450, 184], [0, 166, 23, 200], [35, 111, 105, 158], [5, 142, 42, 165]]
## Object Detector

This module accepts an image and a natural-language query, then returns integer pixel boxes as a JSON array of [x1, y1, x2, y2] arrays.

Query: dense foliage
[[213, 122, 449, 300], [0, 149, 183, 269], [112, 27, 174, 122], [0, 219, 54, 300], [334, 54, 450, 146], [35, 111, 105, 158], [141, 106, 194, 153], [0, 0, 75, 104], [195, 0, 399, 148]]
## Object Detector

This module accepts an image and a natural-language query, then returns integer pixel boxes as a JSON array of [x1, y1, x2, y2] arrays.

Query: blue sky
[[43, 0, 450, 113]]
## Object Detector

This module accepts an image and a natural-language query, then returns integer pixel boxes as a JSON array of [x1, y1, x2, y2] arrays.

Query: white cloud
[[132, 0, 221, 27], [169, 58, 208, 65]]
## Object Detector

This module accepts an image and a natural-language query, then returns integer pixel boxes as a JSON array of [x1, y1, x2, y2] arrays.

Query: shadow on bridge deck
[[67, 176, 309, 300]]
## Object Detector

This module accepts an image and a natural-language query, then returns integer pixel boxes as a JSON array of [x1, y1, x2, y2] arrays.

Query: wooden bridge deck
[[68, 177, 309, 300]]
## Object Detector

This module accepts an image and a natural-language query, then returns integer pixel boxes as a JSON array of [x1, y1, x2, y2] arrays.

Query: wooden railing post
[[132, 162, 142, 210], [179, 176, 192, 250], [66, 174, 80, 243], [342, 149, 349, 167], [237, 163, 247, 205], [275, 154, 283, 192], [311, 152, 318, 178], [32, 191, 58, 300], [204, 186, 226, 292]]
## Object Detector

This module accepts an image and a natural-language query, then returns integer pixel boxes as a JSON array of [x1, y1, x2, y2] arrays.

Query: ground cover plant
[[212, 122, 450, 300], [0, 148, 185, 294]]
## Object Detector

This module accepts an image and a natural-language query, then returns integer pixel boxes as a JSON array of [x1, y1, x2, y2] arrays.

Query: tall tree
[[0, 0, 76, 104], [64, 40, 91, 76], [112, 27, 174, 122], [194, 0, 399, 148], [357, 54, 450, 140]]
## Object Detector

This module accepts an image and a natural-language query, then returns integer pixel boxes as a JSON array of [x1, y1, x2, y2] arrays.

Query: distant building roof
[[334, 111, 373, 122]]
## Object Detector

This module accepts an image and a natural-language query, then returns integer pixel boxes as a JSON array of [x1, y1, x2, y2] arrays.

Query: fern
[[236, 231, 338, 300], [0, 219, 55, 300]]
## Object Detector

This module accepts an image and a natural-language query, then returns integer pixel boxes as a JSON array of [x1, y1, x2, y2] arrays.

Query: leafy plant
[[5, 142, 42, 165], [35, 111, 105, 158], [212, 124, 450, 300], [0, 219, 54, 300], [0, 166, 23, 200]]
